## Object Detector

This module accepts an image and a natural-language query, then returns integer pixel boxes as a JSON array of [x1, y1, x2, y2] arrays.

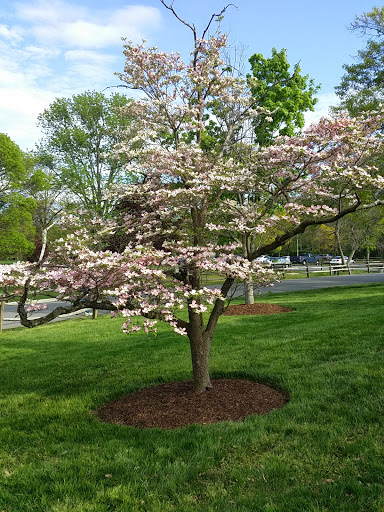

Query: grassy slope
[[0, 284, 384, 511]]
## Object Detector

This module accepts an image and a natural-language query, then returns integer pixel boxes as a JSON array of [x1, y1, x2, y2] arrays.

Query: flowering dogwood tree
[[2, 5, 384, 393]]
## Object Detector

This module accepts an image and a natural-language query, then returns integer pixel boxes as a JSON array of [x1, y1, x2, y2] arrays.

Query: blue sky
[[0, 0, 378, 150]]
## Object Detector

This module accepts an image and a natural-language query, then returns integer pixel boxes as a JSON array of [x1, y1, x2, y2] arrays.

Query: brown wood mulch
[[223, 302, 294, 316], [95, 303, 292, 429]]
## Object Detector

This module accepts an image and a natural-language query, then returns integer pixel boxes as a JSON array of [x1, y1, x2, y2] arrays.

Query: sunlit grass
[[1, 283, 384, 511]]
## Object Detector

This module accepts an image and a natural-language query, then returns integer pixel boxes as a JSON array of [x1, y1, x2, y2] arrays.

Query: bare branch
[[160, 0, 197, 41], [159, 2, 238, 45], [201, 4, 238, 40]]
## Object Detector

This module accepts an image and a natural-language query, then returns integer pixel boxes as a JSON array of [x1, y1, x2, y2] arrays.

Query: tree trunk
[[335, 220, 345, 263], [348, 248, 356, 264], [0, 300, 4, 334], [244, 281, 255, 304], [189, 333, 212, 393], [38, 228, 48, 263], [38, 222, 56, 263], [242, 232, 255, 304], [185, 277, 234, 393], [187, 311, 212, 393]]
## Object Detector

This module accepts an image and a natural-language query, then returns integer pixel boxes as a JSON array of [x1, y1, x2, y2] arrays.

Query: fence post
[[0, 300, 5, 333], [306, 262, 309, 278]]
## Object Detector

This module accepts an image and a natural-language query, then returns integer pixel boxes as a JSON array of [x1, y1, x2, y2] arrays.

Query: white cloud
[[0, 24, 23, 43], [15, 0, 162, 48], [25, 45, 59, 59], [0, 87, 55, 150], [109, 6, 163, 41], [63, 49, 119, 87], [0, 40, 55, 87], [304, 92, 339, 127], [15, 0, 88, 25], [65, 49, 116, 64], [0, 0, 163, 150]]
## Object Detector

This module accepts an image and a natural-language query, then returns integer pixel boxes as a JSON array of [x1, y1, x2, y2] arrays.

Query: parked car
[[330, 256, 355, 265], [316, 254, 333, 261], [290, 253, 319, 265], [255, 255, 273, 267], [270, 256, 291, 267]]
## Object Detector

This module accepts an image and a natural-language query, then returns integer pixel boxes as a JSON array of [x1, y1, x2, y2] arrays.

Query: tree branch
[[160, 1, 197, 41], [250, 200, 367, 259], [204, 276, 234, 339], [201, 5, 238, 40], [160, 1, 237, 42]]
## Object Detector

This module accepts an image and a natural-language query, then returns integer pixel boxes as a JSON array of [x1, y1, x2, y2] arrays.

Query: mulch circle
[[95, 379, 289, 430], [95, 303, 291, 429], [224, 302, 295, 315]]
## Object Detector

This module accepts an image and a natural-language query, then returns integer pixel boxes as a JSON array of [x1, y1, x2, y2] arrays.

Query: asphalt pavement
[[255, 271, 384, 294], [1, 301, 98, 330], [2, 271, 384, 330]]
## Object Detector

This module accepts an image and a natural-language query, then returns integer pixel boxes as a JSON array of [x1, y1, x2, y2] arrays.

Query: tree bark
[[187, 310, 212, 393], [185, 277, 235, 393], [335, 220, 346, 263], [38, 228, 48, 264], [348, 249, 356, 264], [189, 332, 213, 393], [244, 281, 255, 304]]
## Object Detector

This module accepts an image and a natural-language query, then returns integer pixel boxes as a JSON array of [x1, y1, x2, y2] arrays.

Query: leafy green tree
[[0, 134, 35, 259], [288, 224, 334, 256], [333, 207, 384, 262], [333, 6, 384, 260], [230, 48, 319, 301], [335, 6, 384, 115], [248, 48, 319, 146], [0, 196, 35, 259], [37, 90, 135, 218], [0, 133, 26, 200], [23, 151, 66, 261]]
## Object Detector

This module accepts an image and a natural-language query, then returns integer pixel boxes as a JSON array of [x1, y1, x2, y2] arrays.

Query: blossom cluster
[[25, 303, 48, 313]]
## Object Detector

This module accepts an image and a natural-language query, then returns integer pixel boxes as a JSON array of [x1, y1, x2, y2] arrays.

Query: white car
[[269, 256, 291, 266], [330, 256, 354, 265], [255, 255, 273, 267]]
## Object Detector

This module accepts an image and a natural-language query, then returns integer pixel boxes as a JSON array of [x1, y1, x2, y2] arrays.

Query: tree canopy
[[0, 133, 26, 201], [335, 6, 384, 115], [37, 90, 134, 218], [248, 48, 319, 146], [0, 196, 35, 259], [23, 151, 67, 262], [0, 134, 35, 259]]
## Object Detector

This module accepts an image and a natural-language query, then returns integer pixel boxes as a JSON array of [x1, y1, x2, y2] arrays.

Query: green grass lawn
[[1, 284, 384, 511]]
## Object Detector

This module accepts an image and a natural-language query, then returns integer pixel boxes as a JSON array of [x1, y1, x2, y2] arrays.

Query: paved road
[[2, 272, 384, 330], [255, 271, 384, 294], [2, 301, 101, 330]]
